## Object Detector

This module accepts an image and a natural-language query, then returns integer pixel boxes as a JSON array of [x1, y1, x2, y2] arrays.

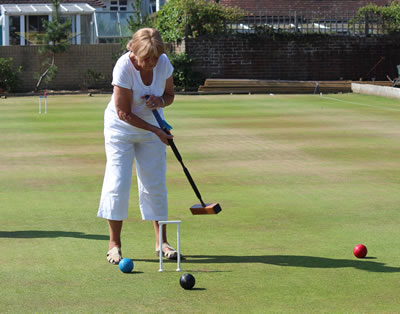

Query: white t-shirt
[[104, 52, 174, 135]]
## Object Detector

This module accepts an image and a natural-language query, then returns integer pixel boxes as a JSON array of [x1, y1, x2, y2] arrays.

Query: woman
[[97, 28, 178, 265]]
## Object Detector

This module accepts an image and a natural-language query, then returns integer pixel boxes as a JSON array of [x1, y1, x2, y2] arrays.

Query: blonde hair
[[126, 28, 165, 59]]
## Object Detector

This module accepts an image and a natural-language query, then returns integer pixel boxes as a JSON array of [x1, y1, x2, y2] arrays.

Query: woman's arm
[[114, 85, 173, 145], [162, 75, 175, 107]]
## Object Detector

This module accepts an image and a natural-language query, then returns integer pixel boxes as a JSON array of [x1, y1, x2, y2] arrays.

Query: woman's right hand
[[155, 128, 174, 145]]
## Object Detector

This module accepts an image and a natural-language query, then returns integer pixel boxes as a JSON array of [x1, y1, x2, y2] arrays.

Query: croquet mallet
[[147, 96, 222, 215]]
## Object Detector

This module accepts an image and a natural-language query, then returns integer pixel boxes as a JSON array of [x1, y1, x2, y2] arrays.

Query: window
[[110, 0, 118, 10], [110, 0, 128, 11], [80, 14, 93, 44], [118, 0, 127, 10], [149, 0, 156, 13], [119, 0, 127, 10], [25, 15, 48, 45], [27, 15, 47, 33], [9, 16, 21, 45], [149, 0, 166, 13]]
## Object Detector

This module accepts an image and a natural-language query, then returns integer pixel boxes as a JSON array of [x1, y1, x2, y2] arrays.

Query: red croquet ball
[[353, 244, 368, 258]]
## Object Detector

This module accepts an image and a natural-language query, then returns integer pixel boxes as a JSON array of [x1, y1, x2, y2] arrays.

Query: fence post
[[364, 12, 369, 35], [184, 12, 190, 37]]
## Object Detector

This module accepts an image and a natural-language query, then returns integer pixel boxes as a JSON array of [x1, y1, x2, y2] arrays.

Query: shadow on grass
[[0, 230, 108, 240], [125, 271, 144, 275], [180, 255, 400, 273]]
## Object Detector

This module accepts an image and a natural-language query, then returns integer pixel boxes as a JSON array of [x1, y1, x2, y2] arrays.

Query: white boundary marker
[[39, 93, 47, 114], [321, 94, 400, 112]]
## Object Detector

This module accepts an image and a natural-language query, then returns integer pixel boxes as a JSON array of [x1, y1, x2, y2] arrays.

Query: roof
[[1, 3, 97, 15], [0, 0, 104, 8]]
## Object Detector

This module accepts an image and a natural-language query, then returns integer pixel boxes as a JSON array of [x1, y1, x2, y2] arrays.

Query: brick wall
[[218, 0, 392, 15], [2, 37, 400, 92], [0, 44, 122, 92], [184, 35, 400, 81]]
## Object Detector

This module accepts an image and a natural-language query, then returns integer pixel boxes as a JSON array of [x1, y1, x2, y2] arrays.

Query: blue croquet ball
[[119, 258, 134, 273], [180, 273, 195, 290]]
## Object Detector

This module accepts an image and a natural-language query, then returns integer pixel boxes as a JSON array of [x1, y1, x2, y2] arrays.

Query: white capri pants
[[97, 130, 168, 221]]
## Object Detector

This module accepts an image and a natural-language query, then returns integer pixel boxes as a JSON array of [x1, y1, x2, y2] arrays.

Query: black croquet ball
[[179, 273, 195, 290]]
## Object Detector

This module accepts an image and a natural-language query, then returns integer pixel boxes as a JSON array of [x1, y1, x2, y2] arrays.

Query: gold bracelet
[[160, 96, 166, 107]]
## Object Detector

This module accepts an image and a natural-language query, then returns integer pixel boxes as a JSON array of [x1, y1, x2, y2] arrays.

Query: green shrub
[[353, 1, 400, 34], [0, 58, 22, 93], [154, 0, 244, 42], [81, 69, 106, 90], [169, 52, 204, 91], [127, 0, 155, 35]]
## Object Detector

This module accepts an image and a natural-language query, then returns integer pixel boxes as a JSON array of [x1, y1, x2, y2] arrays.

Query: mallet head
[[190, 203, 222, 215]]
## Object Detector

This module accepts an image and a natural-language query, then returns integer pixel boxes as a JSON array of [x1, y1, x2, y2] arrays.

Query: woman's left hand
[[143, 95, 164, 110]]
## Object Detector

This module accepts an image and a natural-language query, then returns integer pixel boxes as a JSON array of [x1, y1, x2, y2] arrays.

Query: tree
[[353, 0, 400, 34], [35, 0, 72, 91], [127, 0, 154, 35], [153, 0, 244, 42]]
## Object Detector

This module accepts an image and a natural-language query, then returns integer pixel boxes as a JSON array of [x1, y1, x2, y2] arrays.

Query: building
[[0, 0, 166, 46]]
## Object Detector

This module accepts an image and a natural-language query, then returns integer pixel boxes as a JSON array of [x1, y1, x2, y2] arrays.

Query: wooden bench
[[198, 79, 392, 94]]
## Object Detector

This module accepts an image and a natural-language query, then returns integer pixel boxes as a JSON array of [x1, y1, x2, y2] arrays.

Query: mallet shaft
[[151, 108, 206, 207]]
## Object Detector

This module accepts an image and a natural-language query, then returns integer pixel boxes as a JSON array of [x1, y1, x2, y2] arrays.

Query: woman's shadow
[[181, 255, 400, 273]]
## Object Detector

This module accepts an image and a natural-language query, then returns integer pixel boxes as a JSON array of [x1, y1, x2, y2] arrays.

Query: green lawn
[[1, 93, 400, 313]]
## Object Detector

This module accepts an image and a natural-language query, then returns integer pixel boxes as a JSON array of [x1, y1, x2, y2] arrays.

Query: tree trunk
[[35, 54, 55, 92]]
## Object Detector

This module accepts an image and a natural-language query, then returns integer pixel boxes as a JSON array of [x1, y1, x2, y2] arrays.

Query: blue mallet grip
[[144, 95, 172, 131], [152, 109, 167, 130]]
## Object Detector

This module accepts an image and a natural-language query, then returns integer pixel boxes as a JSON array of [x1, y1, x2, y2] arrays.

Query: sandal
[[156, 242, 184, 260], [106, 247, 122, 265]]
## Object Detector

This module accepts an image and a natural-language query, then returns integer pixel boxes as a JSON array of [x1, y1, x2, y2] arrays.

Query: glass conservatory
[[1, 3, 96, 45], [0, 1, 167, 46]]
